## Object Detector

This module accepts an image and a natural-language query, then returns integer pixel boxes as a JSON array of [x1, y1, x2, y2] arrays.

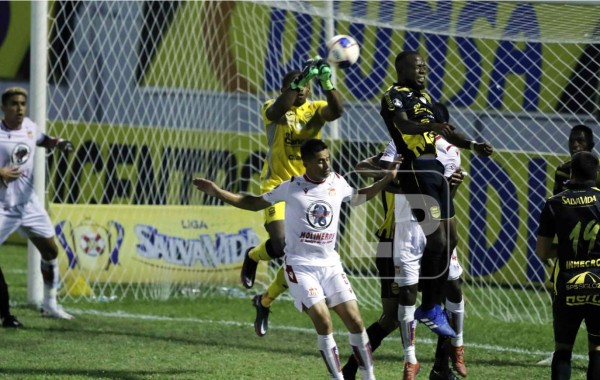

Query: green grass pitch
[[0, 244, 590, 379]]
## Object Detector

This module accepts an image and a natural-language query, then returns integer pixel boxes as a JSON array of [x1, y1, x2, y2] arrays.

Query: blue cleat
[[415, 304, 456, 338]]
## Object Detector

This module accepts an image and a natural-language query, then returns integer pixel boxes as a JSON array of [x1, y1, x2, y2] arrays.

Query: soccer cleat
[[252, 294, 270, 337], [414, 304, 456, 338], [41, 304, 75, 320], [2, 315, 24, 328], [429, 369, 460, 380], [403, 361, 421, 380], [241, 247, 258, 289], [450, 345, 467, 377]]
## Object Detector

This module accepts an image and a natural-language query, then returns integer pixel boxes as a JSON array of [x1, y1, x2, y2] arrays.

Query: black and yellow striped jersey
[[379, 84, 437, 162], [538, 184, 600, 303]]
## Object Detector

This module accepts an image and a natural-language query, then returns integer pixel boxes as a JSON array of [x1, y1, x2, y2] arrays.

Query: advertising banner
[[53, 204, 268, 285]]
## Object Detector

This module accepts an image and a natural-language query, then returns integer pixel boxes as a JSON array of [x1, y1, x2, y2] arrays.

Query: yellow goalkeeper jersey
[[260, 98, 328, 192]]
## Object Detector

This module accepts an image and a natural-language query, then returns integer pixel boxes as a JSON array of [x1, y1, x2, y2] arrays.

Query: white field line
[[70, 308, 586, 363]]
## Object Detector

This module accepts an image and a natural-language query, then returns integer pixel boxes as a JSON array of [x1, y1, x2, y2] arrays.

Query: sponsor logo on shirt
[[306, 201, 333, 229], [11, 143, 30, 165], [566, 271, 600, 291]]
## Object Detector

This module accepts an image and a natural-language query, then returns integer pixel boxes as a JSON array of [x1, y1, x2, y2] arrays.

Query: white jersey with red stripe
[[0, 117, 44, 207], [262, 172, 355, 267]]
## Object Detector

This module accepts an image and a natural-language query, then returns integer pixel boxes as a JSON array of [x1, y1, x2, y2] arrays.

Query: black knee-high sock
[[432, 336, 450, 371], [343, 322, 389, 376], [551, 350, 572, 380], [0, 267, 11, 319], [588, 350, 600, 380]]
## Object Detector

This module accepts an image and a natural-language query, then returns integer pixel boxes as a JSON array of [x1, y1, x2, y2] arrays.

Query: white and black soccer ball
[[326, 34, 360, 69]]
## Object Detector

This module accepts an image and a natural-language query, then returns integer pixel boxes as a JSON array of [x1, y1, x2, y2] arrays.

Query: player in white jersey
[[194, 138, 399, 380], [0, 87, 75, 325]]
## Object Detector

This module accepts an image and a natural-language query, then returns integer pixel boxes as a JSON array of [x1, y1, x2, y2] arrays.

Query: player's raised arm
[[192, 178, 272, 211], [351, 164, 398, 206], [316, 60, 343, 122], [265, 62, 318, 122]]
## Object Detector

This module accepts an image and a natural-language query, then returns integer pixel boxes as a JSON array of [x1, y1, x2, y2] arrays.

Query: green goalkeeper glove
[[290, 58, 319, 91], [317, 62, 334, 91]]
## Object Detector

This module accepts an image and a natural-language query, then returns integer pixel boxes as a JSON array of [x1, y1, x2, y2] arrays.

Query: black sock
[[0, 268, 11, 319], [588, 350, 600, 380], [551, 349, 572, 380], [366, 321, 389, 352], [432, 336, 450, 371]]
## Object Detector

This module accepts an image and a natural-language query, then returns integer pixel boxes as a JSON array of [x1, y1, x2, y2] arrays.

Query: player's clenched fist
[[56, 139, 74, 152], [472, 142, 493, 156]]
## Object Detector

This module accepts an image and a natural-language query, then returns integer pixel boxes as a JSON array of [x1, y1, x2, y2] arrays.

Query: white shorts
[[448, 247, 463, 281], [0, 195, 54, 243], [393, 217, 426, 287], [284, 261, 357, 312]]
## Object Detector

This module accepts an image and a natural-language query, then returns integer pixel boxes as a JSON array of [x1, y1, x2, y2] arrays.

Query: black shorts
[[553, 299, 600, 346], [375, 238, 400, 299], [399, 158, 454, 220]]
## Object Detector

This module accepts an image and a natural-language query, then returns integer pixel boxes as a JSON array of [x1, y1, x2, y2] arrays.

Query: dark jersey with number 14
[[537, 184, 600, 305]]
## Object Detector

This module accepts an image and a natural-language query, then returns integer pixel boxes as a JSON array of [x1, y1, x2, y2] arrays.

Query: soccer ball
[[326, 35, 360, 69]]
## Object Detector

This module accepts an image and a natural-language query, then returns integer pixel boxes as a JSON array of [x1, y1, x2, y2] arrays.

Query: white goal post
[[27, 1, 600, 323]]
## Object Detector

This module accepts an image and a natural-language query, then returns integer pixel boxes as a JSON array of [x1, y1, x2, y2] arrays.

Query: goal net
[[43, 1, 600, 322]]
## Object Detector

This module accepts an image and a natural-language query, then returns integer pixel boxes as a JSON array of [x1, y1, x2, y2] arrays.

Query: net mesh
[[44, 1, 600, 322]]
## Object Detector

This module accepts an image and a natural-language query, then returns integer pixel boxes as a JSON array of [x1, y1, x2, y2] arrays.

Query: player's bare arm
[[375, 157, 404, 193], [319, 88, 343, 122], [444, 130, 493, 156], [448, 167, 466, 197], [355, 154, 384, 178], [38, 134, 74, 152], [535, 236, 557, 259], [356, 154, 403, 192], [394, 111, 454, 137], [266, 62, 320, 122], [351, 164, 398, 206], [192, 178, 272, 211], [265, 89, 300, 122]]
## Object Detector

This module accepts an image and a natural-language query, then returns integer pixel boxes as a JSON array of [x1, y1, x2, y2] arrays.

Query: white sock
[[41, 258, 59, 308], [349, 329, 375, 380], [318, 334, 342, 379], [446, 299, 464, 347], [398, 304, 417, 364]]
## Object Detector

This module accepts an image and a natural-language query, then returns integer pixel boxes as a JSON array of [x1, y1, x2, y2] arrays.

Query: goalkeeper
[[240, 57, 343, 336]]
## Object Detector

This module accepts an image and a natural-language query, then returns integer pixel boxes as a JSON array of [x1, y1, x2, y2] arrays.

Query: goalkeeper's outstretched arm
[[192, 178, 272, 211]]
